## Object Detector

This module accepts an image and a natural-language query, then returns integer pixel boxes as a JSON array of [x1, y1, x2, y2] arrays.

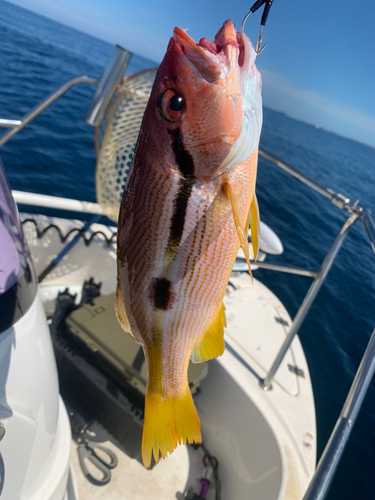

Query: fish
[[116, 19, 262, 468]]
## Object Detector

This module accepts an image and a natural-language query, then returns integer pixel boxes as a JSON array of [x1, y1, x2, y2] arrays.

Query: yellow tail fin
[[142, 386, 202, 468]]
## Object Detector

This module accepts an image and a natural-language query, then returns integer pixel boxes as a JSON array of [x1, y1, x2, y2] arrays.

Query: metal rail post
[[0, 452, 4, 496], [361, 210, 375, 255], [233, 260, 318, 277], [260, 213, 358, 390], [0, 119, 22, 128], [85, 45, 132, 126], [302, 327, 375, 500]]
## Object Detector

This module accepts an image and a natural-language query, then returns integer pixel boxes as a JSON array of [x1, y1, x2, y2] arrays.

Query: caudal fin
[[141, 386, 202, 468]]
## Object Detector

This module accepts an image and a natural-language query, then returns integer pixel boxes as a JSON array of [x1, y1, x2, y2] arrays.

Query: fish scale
[[116, 19, 262, 467]]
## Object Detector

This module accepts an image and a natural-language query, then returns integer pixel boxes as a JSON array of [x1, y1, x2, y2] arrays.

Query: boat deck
[[22, 214, 316, 500]]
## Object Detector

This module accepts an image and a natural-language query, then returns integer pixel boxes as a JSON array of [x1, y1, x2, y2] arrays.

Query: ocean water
[[1, 1, 375, 498]]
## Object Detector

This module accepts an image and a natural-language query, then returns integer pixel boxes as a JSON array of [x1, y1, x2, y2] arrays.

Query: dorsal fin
[[223, 181, 253, 280]]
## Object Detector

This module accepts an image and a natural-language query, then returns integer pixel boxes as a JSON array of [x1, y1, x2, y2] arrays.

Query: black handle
[[250, 0, 266, 14], [261, 0, 274, 26], [78, 445, 112, 486], [86, 441, 118, 469]]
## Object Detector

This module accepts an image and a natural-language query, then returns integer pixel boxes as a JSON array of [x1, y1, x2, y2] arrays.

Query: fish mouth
[[173, 20, 253, 81]]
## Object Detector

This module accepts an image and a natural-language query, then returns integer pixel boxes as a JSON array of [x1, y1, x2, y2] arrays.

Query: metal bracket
[[288, 364, 305, 378], [259, 379, 273, 391], [275, 316, 289, 326]]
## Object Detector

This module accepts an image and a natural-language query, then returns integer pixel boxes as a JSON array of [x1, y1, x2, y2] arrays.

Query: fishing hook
[[241, 0, 275, 56]]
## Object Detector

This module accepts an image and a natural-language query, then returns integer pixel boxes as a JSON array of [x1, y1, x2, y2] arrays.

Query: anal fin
[[115, 281, 136, 340], [191, 303, 226, 363]]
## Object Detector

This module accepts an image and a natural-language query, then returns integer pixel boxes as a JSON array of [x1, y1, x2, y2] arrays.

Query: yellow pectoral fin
[[115, 281, 136, 340], [224, 181, 253, 280], [191, 303, 226, 363], [250, 193, 260, 261], [142, 386, 202, 468]]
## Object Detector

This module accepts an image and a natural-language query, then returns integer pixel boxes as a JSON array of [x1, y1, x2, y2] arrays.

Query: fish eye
[[168, 94, 184, 112], [158, 89, 185, 122]]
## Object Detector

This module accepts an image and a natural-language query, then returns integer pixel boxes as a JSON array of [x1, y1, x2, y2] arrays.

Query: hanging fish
[[116, 19, 262, 468]]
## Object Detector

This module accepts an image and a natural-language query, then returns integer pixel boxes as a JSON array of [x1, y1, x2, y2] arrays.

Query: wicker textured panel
[[95, 69, 157, 222]]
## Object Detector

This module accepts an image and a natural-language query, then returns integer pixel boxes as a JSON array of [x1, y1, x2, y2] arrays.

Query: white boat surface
[[0, 42, 375, 500]]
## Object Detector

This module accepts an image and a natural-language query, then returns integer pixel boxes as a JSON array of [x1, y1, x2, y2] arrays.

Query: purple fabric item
[[0, 220, 19, 293], [0, 157, 27, 294]]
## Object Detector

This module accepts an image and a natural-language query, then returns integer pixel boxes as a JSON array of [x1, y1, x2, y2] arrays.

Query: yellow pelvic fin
[[191, 303, 226, 363], [141, 386, 202, 468], [250, 193, 260, 261], [115, 281, 135, 340], [224, 181, 253, 280]]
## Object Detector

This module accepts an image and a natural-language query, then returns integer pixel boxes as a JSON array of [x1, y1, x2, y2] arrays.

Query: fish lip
[[172, 20, 251, 81]]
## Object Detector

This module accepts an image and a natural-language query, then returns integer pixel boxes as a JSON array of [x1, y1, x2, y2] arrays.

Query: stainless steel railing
[[254, 148, 375, 500], [0, 452, 4, 497], [303, 327, 375, 500], [0, 423, 5, 496], [0, 119, 22, 128], [0, 76, 98, 148], [258, 149, 351, 209], [361, 210, 375, 253], [0, 45, 132, 147], [255, 149, 375, 389], [85, 45, 132, 126], [1, 46, 375, 500], [233, 260, 319, 277], [260, 212, 359, 390]]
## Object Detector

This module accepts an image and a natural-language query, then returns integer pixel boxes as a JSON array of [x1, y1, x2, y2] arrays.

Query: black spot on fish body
[[151, 277, 175, 310]]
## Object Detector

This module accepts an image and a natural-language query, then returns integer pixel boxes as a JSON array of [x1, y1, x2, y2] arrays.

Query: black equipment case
[[52, 290, 208, 464]]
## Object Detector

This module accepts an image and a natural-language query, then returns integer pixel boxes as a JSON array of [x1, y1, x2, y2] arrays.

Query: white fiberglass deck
[[22, 214, 316, 500]]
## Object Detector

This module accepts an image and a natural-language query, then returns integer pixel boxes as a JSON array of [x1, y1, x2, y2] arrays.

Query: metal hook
[[255, 26, 268, 56], [241, 0, 274, 56], [240, 10, 253, 37]]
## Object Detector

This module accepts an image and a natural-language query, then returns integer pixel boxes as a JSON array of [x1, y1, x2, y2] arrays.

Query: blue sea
[[1, 1, 375, 498]]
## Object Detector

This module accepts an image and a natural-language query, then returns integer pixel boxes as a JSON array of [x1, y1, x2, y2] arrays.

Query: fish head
[[145, 19, 262, 182]]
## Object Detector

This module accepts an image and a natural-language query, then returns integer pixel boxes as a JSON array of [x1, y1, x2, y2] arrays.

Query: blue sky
[[7, 0, 375, 148]]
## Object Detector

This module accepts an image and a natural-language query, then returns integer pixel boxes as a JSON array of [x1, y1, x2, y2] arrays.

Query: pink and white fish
[[116, 19, 262, 468]]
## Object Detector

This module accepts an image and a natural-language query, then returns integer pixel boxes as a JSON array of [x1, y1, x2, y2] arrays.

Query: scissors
[[241, 0, 275, 55], [75, 435, 118, 486], [68, 406, 118, 486]]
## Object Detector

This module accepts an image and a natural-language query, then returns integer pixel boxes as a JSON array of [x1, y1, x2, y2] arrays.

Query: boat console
[[0, 160, 72, 500]]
